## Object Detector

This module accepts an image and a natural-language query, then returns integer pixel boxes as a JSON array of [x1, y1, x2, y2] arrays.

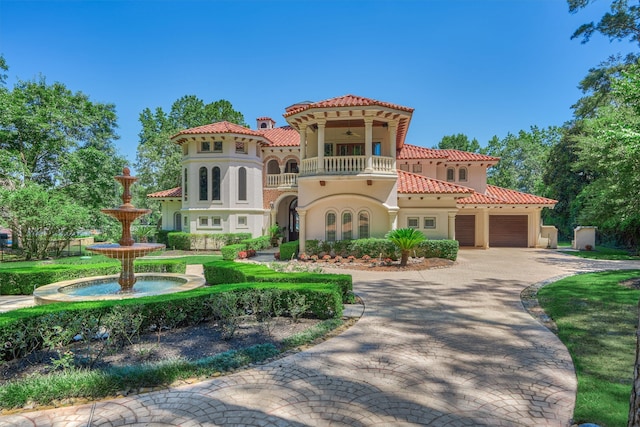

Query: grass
[[564, 246, 640, 261], [0, 253, 221, 270], [0, 318, 343, 409], [537, 270, 640, 426]]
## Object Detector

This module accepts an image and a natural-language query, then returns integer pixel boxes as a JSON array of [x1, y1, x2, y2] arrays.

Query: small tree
[[386, 228, 426, 267]]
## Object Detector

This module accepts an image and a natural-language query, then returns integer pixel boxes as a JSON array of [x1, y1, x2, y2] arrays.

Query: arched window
[[260, 122, 267, 128], [174, 212, 182, 231], [458, 167, 468, 182], [358, 211, 369, 239], [183, 168, 188, 201], [199, 167, 208, 201], [212, 167, 221, 201], [326, 212, 337, 242], [238, 167, 247, 201], [446, 168, 455, 182], [285, 159, 298, 173], [342, 212, 353, 240], [267, 159, 280, 174]]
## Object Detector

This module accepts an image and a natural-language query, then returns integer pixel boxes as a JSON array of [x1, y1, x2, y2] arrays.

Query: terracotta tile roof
[[397, 144, 448, 160], [457, 185, 557, 205], [258, 126, 299, 147], [147, 187, 182, 198], [172, 121, 262, 139], [283, 94, 414, 117], [256, 116, 272, 121], [440, 149, 500, 162], [397, 145, 499, 162], [398, 170, 475, 194]]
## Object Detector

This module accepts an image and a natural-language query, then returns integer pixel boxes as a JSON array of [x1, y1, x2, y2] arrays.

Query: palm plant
[[386, 228, 426, 266]]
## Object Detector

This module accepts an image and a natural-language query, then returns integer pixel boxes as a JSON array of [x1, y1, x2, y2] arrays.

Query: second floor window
[[446, 168, 455, 182], [459, 167, 468, 181], [238, 167, 247, 201], [212, 167, 221, 201], [199, 167, 208, 201], [201, 141, 211, 152]]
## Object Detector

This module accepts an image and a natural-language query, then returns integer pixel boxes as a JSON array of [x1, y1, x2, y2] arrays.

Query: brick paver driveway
[[2, 249, 638, 426]]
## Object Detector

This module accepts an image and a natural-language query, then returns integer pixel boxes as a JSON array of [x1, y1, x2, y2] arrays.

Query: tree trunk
[[629, 299, 640, 426], [400, 250, 409, 267]]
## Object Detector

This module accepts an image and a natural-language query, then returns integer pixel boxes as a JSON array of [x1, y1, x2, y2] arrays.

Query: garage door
[[489, 215, 528, 247], [455, 215, 475, 247]]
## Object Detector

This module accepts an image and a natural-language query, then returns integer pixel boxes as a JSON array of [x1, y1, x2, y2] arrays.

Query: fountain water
[[33, 167, 204, 304]]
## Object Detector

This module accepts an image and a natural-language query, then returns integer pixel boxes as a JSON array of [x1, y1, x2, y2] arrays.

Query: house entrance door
[[288, 198, 299, 242]]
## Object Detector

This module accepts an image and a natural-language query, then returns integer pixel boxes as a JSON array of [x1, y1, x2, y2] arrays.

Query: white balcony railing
[[300, 155, 395, 176], [266, 173, 298, 188]]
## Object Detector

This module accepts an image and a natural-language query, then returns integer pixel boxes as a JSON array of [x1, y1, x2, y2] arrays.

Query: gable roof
[[457, 185, 557, 205], [283, 94, 414, 117], [147, 187, 182, 199], [397, 170, 475, 195]]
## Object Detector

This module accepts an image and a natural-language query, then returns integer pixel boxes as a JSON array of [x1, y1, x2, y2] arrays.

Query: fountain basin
[[33, 273, 205, 305]]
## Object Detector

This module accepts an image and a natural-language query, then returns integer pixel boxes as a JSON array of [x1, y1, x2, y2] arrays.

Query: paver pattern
[[1, 249, 638, 426]]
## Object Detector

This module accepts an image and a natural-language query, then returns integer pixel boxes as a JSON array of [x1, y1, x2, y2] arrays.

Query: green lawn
[[562, 246, 639, 261], [0, 253, 221, 271], [538, 270, 640, 426]]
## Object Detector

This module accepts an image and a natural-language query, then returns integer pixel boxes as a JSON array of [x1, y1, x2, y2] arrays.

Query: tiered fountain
[[34, 168, 204, 304], [86, 167, 164, 291]]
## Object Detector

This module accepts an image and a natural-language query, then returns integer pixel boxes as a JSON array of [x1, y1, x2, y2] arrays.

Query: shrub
[[413, 239, 459, 261], [157, 230, 171, 246], [350, 238, 398, 259], [167, 232, 191, 250], [241, 236, 270, 251], [220, 244, 246, 260], [305, 240, 321, 256], [202, 260, 353, 303], [279, 241, 299, 261]]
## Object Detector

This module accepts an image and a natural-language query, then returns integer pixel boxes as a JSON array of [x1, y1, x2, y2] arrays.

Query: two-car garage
[[455, 214, 529, 247]]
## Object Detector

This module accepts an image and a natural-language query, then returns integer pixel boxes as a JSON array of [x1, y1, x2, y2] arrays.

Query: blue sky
[[0, 0, 632, 167]]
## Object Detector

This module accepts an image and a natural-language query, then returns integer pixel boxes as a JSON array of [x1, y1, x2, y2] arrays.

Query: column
[[481, 209, 489, 249], [299, 124, 307, 161], [365, 118, 373, 172], [317, 120, 326, 173], [298, 209, 307, 254], [448, 212, 456, 240], [389, 122, 397, 170]]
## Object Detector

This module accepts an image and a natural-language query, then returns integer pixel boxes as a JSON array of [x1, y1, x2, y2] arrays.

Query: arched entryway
[[273, 195, 298, 243]]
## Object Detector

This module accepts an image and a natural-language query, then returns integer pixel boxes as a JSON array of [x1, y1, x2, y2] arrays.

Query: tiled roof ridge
[[147, 187, 182, 198], [171, 121, 260, 139], [283, 94, 414, 117], [397, 170, 475, 194]]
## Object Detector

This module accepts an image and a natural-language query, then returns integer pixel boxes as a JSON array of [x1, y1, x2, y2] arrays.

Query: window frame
[[238, 167, 247, 201], [326, 211, 337, 242], [407, 217, 419, 229], [423, 217, 436, 229], [446, 167, 455, 182], [200, 141, 211, 152], [213, 141, 223, 152], [458, 167, 468, 182], [358, 211, 370, 239], [199, 167, 208, 201]]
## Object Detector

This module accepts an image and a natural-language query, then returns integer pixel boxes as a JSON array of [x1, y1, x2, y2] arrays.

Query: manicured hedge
[[203, 260, 353, 303], [241, 236, 271, 251], [167, 232, 253, 251], [167, 232, 191, 250], [0, 282, 342, 362], [0, 260, 187, 295], [414, 239, 459, 261], [221, 244, 246, 260], [279, 241, 299, 261]]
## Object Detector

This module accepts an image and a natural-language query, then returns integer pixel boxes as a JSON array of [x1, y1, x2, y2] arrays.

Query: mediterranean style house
[[148, 95, 558, 253]]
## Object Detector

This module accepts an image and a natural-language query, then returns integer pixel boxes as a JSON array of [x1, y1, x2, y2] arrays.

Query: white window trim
[[424, 217, 436, 229], [407, 217, 419, 229]]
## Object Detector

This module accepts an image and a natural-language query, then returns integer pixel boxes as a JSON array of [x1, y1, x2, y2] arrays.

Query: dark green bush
[[167, 232, 191, 250], [414, 239, 459, 261], [220, 244, 246, 260], [241, 236, 270, 251], [279, 241, 299, 260], [0, 282, 342, 363], [157, 230, 171, 246], [203, 260, 353, 303], [349, 238, 398, 259], [0, 261, 186, 295]]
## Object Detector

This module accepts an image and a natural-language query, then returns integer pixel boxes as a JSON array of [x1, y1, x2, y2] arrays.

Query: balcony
[[266, 173, 298, 188], [300, 155, 395, 176]]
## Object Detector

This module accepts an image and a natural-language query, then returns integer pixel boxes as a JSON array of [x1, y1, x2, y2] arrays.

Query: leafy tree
[[434, 133, 481, 152], [569, 0, 640, 46], [0, 74, 122, 187], [134, 96, 246, 207], [574, 61, 640, 249], [482, 127, 561, 195], [386, 228, 425, 267], [0, 183, 91, 260], [542, 123, 594, 240]]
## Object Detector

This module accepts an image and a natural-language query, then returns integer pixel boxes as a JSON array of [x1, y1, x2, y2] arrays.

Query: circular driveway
[[1, 249, 638, 426]]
